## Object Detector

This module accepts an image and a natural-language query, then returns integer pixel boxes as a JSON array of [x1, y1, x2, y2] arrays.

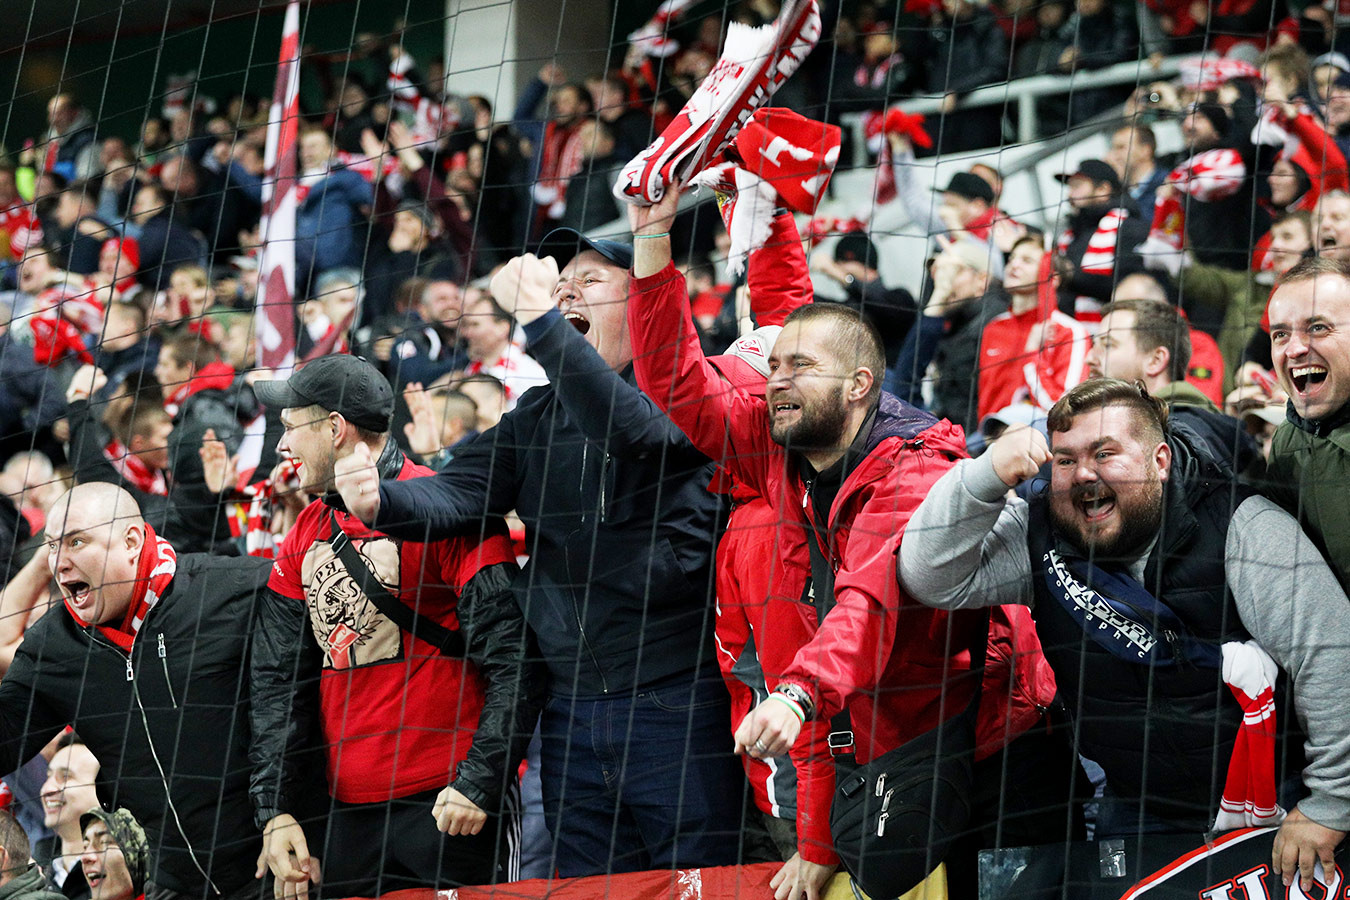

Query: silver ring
[[754, 739, 768, 752]]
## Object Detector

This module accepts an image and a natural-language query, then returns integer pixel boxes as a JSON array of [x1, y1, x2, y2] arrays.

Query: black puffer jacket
[[0, 553, 272, 898], [248, 440, 545, 825], [375, 309, 721, 699]]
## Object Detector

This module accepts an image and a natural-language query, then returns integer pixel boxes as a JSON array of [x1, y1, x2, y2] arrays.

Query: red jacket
[[716, 494, 838, 864], [977, 256, 1091, 420], [630, 262, 1054, 766]]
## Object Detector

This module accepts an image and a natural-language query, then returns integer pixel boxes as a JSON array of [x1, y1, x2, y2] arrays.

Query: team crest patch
[[302, 537, 403, 669]]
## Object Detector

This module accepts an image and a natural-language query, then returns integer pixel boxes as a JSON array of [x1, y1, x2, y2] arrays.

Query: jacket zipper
[[89, 629, 220, 895], [571, 446, 609, 693], [157, 633, 178, 709]]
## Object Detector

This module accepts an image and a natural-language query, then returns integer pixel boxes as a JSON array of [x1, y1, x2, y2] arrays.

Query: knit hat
[[80, 808, 148, 897], [834, 233, 880, 269]]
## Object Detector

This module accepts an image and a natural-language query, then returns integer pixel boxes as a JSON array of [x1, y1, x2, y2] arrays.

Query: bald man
[[0, 483, 272, 900]]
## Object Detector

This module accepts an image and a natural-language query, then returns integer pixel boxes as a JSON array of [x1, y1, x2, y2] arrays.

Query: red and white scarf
[[68, 522, 177, 652], [1215, 640, 1285, 830], [224, 458, 301, 559], [690, 108, 840, 275], [614, 0, 821, 206], [103, 439, 168, 497], [627, 0, 699, 58]]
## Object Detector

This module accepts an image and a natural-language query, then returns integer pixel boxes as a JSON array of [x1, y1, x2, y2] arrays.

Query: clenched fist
[[490, 253, 559, 325], [989, 422, 1051, 487], [334, 442, 380, 524]]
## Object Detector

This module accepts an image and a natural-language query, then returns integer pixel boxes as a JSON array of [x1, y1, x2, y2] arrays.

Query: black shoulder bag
[[326, 510, 465, 657], [808, 522, 988, 899]]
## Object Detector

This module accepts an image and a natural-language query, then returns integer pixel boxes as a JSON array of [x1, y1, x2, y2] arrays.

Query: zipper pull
[[125, 657, 134, 682], [876, 812, 889, 837], [157, 634, 167, 659]]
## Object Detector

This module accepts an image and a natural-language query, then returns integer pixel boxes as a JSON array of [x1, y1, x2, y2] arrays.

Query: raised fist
[[489, 253, 559, 325], [989, 422, 1051, 487]]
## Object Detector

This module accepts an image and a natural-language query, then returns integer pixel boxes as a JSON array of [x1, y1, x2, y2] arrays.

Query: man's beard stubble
[[1048, 467, 1165, 561], [770, 384, 849, 453]]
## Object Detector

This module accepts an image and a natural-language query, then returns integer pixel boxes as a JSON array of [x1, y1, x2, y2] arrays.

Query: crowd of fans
[[0, 0, 1349, 898]]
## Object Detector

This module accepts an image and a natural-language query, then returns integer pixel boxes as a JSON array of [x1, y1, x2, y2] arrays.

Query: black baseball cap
[[834, 233, 879, 268], [936, 172, 996, 204], [254, 354, 395, 433], [537, 227, 634, 270], [1055, 159, 1123, 192]]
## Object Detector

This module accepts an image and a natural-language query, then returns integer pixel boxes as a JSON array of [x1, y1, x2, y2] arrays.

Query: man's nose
[[1286, 330, 1310, 356]]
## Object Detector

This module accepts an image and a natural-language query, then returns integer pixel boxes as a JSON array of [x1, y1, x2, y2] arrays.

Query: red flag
[[256, 1, 300, 373]]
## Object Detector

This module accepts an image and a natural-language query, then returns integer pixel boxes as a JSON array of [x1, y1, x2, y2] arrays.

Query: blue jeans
[[539, 676, 747, 876]]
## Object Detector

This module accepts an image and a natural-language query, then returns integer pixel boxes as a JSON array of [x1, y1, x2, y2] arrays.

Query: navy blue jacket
[[376, 309, 721, 698]]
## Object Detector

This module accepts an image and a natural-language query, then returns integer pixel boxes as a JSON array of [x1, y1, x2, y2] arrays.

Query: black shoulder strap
[[326, 510, 465, 657]]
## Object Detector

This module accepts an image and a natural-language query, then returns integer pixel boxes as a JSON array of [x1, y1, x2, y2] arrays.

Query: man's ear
[[1155, 440, 1173, 482], [848, 367, 875, 404], [124, 522, 145, 560], [1145, 346, 1171, 380]]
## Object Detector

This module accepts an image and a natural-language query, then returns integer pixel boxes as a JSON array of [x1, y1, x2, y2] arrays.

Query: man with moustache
[[1266, 257, 1350, 592], [622, 191, 1070, 899], [899, 378, 1350, 894]]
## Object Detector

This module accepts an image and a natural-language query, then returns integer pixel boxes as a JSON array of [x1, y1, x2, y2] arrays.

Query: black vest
[[1025, 440, 1261, 829]]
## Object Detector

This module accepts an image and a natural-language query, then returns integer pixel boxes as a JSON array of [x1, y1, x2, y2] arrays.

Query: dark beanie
[[1195, 102, 1231, 137]]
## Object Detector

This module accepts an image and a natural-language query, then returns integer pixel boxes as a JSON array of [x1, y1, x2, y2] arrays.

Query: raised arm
[[899, 428, 1043, 610], [625, 191, 779, 496]]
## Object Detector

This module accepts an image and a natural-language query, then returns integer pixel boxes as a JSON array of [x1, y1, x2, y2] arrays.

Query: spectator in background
[[78, 810, 146, 900], [977, 235, 1091, 419], [48, 183, 111, 277], [1054, 159, 1150, 318], [445, 372, 508, 434], [127, 184, 203, 292], [1087, 298, 1258, 470], [588, 75, 652, 160], [91, 304, 157, 389], [1055, 0, 1137, 124], [389, 279, 469, 387], [1011, 0, 1072, 135], [513, 65, 593, 238], [297, 270, 361, 359], [402, 383, 478, 471], [0, 167, 44, 265], [0, 808, 65, 900], [362, 201, 457, 323], [918, 0, 1009, 153], [559, 121, 623, 234], [294, 128, 373, 288], [38, 96, 97, 183], [898, 238, 1003, 434], [1176, 102, 1270, 271], [34, 736, 97, 900], [810, 233, 918, 372], [459, 294, 548, 407], [0, 302, 63, 455], [1105, 124, 1168, 220], [155, 153, 258, 266]]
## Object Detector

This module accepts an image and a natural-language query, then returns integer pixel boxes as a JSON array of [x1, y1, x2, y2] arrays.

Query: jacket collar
[[1286, 398, 1350, 439]]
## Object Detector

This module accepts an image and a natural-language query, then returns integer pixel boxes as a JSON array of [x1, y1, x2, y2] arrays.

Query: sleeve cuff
[[522, 308, 563, 346], [1296, 796, 1350, 833], [631, 260, 682, 292], [963, 453, 1013, 503]]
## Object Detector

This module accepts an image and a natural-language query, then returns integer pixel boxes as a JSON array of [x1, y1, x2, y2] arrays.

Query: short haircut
[[451, 372, 508, 396], [107, 403, 172, 446], [1099, 298, 1192, 381], [108, 301, 147, 331], [432, 389, 477, 430], [0, 810, 29, 875], [1273, 207, 1313, 235], [1010, 233, 1045, 256], [55, 730, 84, 751], [1047, 378, 1170, 446], [780, 303, 886, 401], [1115, 123, 1157, 154], [170, 264, 209, 288], [1277, 254, 1350, 287], [164, 332, 220, 370], [1262, 43, 1311, 85]]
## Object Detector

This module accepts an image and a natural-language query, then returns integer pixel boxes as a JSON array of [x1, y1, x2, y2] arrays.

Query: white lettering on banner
[[1233, 866, 1272, 900], [1045, 550, 1156, 657], [1198, 880, 1237, 900], [1287, 862, 1343, 900]]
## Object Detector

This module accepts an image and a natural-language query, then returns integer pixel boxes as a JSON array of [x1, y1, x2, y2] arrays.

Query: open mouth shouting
[[1074, 486, 1117, 523], [59, 578, 93, 609], [562, 310, 591, 335], [1290, 363, 1328, 395]]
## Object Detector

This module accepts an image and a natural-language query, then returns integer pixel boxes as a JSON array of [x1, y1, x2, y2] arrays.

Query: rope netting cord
[[0, 0, 1347, 899]]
